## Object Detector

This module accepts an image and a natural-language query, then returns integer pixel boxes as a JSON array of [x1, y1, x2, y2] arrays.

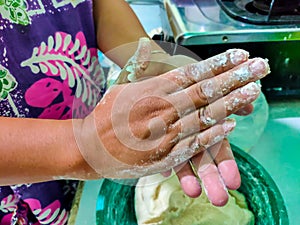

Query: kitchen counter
[[250, 100, 300, 225]]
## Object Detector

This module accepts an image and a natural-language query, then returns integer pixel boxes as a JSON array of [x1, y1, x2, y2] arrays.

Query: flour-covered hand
[[76, 45, 270, 207]]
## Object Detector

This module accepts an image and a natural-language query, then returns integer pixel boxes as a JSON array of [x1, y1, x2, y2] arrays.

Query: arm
[[93, 0, 163, 67], [0, 0, 144, 186], [0, 0, 156, 185], [0, 117, 93, 185]]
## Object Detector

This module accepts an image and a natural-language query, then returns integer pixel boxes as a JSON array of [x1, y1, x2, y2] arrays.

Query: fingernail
[[249, 58, 270, 78], [179, 175, 202, 198], [240, 82, 261, 97], [222, 118, 236, 135], [161, 170, 172, 177], [227, 49, 249, 65]]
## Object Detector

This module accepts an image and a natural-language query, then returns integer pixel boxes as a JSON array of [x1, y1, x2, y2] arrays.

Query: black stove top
[[216, 0, 300, 24], [253, 0, 299, 14]]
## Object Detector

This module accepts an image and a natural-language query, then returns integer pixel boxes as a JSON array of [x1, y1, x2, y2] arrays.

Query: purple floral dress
[[0, 0, 106, 224]]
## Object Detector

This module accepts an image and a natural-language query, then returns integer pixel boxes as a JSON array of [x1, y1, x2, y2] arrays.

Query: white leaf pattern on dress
[[0, 194, 18, 213], [32, 200, 68, 225], [52, 0, 85, 9], [21, 31, 104, 107]]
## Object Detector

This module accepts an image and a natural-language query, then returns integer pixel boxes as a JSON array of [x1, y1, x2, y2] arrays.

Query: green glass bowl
[[96, 145, 289, 225]]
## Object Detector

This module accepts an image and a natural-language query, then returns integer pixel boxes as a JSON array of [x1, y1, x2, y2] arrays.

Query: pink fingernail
[[180, 175, 202, 198], [161, 170, 172, 177]]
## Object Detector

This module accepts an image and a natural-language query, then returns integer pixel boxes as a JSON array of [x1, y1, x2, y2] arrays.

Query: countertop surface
[[73, 2, 300, 225], [250, 100, 300, 225]]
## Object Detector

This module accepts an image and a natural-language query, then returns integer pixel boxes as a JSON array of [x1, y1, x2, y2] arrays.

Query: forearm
[[0, 117, 91, 185], [93, 0, 164, 67]]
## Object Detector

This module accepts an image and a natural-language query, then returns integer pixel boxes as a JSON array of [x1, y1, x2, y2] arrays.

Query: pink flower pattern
[[23, 31, 104, 119]]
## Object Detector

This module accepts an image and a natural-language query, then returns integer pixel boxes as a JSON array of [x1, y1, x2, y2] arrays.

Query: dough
[[135, 174, 254, 225]]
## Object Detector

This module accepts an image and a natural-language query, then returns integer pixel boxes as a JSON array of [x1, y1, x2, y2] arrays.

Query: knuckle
[[183, 63, 206, 83], [224, 83, 260, 114], [200, 80, 214, 97], [199, 107, 216, 128], [197, 125, 224, 148], [199, 79, 223, 103], [190, 81, 210, 105]]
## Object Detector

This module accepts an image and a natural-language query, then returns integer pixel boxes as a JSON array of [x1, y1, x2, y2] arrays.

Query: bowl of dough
[[96, 145, 288, 225]]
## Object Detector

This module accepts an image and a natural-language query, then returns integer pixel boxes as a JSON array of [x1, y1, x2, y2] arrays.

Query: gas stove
[[165, 0, 300, 44], [218, 0, 300, 25], [164, 0, 300, 100]]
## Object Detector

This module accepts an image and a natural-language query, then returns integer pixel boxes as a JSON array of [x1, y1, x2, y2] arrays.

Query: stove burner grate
[[253, 0, 299, 14], [216, 0, 300, 25]]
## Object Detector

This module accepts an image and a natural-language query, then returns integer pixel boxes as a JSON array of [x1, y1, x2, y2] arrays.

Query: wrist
[[66, 117, 103, 179], [50, 119, 91, 179]]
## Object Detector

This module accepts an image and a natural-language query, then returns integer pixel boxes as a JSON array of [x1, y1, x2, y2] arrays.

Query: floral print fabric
[[0, 0, 105, 224]]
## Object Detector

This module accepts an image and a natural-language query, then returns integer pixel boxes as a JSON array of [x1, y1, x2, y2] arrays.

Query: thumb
[[116, 37, 152, 84], [160, 54, 198, 72]]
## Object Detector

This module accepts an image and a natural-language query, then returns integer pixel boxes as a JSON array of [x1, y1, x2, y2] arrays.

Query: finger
[[234, 103, 254, 115], [161, 169, 172, 177], [191, 143, 229, 206], [209, 139, 241, 190], [179, 58, 270, 108], [171, 119, 236, 160], [116, 38, 152, 84], [161, 49, 249, 90], [136, 55, 198, 81], [169, 82, 260, 137], [159, 54, 198, 73], [195, 82, 260, 130], [164, 58, 269, 119], [109, 120, 235, 178], [174, 161, 202, 198]]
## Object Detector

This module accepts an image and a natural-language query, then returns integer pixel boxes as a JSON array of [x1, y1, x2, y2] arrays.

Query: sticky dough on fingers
[[161, 48, 250, 89], [166, 57, 270, 119]]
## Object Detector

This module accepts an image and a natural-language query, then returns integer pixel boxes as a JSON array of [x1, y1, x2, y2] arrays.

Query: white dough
[[135, 174, 254, 225]]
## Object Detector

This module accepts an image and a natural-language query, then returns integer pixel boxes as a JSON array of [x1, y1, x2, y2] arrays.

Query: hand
[[114, 37, 200, 84], [109, 38, 262, 206], [76, 43, 270, 207]]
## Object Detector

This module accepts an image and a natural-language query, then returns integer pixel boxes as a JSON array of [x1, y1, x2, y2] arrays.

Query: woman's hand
[[114, 37, 199, 84], [104, 38, 262, 206], [76, 47, 270, 206]]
